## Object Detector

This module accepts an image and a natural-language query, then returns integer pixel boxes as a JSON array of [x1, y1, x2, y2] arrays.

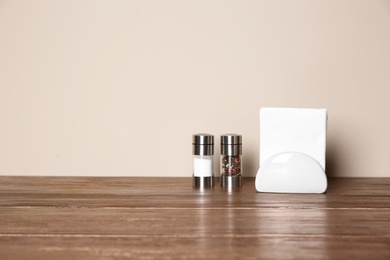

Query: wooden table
[[0, 177, 390, 259]]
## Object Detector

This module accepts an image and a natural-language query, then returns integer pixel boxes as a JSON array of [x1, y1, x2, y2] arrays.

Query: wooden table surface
[[0, 177, 390, 259]]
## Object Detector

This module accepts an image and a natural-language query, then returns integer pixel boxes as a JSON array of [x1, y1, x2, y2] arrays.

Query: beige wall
[[0, 0, 389, 177]]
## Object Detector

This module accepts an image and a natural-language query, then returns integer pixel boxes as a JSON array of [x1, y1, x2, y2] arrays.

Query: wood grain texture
[[1, 177, 390, 259]]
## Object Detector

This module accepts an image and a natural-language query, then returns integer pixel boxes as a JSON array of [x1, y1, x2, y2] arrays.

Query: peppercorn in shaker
[[220, 134, 242, 188], [192, 134, 214, 187]]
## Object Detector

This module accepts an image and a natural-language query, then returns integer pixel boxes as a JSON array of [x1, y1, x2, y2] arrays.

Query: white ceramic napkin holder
[[255, 108, 328, 193]]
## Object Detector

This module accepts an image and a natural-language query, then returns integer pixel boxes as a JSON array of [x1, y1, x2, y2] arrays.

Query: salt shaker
[[220, 134, 242, 188], [192, 134, 214, 187]]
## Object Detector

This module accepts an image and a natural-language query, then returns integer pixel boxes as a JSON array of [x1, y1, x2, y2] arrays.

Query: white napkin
[[260, 107, 327, 170]]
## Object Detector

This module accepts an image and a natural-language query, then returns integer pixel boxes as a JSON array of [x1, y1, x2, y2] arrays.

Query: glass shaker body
[[192, 134, 214, 187], [220, 134, 242, 188]]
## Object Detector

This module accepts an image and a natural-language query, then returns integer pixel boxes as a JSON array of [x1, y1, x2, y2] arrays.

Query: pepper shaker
[[220, 134, 242, 188], [192, 134, 214, 187]]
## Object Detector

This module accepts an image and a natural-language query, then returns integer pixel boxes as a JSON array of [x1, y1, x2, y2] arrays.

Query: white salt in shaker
[[192, 134, 214, 187]]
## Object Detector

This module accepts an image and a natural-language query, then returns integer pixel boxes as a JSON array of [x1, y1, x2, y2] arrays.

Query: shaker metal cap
[[221, 134, 242, 145], [192, 133, 214, 155], [193, 134, 214, 145]]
